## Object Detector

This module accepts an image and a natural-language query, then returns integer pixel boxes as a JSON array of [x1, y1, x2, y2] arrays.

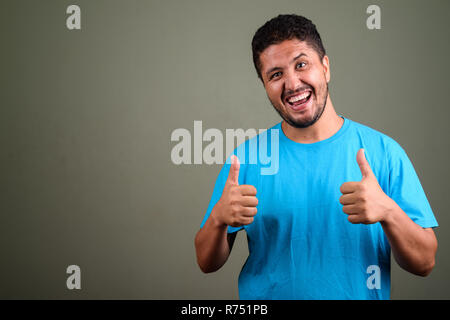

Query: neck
[[281, 96, 344, 144]]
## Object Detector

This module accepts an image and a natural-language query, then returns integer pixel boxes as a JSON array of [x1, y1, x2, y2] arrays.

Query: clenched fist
[[212, 155, 258, 228], [339, 149, 396, 224]]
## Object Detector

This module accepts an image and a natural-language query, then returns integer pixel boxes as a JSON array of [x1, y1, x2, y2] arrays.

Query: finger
[[240, 207, 257, 217], [226, 155, 240, 185], [340, 182, 359, 194], [347, 214, 364, 224], [356, 149, 374, 180], [339, 193, 357, 205], [239, 196, 258, 207], [238, 184, 257, 196], [342, 204, 360, 215], [240, 216, 254, 225]]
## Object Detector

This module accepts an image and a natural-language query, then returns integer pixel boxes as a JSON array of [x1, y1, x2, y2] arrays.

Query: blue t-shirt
[[200, 117, 438, 300]]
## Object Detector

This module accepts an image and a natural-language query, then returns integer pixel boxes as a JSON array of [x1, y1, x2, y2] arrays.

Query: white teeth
[[288, 91, 311, 103]]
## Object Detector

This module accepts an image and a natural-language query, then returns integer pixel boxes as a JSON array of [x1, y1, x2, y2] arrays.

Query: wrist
[[210, 205, 228, 229], [380, 196, 399, 225]]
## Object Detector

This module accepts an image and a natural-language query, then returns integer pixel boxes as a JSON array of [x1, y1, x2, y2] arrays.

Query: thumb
[[356, 148, 373, 179], [226, 155, 240, 185]]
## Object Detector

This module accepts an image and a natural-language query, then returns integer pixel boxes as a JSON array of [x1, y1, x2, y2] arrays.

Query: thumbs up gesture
[[212, 155, 258, 228], [339, 149, 395, 224]]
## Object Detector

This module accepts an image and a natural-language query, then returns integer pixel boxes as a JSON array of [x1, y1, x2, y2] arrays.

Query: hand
[[212, 155, 258, 228], [339, 149, 395, 224]]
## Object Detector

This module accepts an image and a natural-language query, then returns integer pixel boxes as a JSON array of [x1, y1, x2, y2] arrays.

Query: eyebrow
[[265, 53, 308, 78]]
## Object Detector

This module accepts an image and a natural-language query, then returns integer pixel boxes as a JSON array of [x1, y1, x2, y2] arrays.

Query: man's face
[[259, 39, 330, 128]]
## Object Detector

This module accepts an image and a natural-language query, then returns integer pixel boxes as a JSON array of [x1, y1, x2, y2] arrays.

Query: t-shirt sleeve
[[388, 143, 438, 228], [199, 156, 244, 234]]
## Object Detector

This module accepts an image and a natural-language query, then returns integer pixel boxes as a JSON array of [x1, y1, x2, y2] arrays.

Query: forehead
[[259, 39, 319, 71]]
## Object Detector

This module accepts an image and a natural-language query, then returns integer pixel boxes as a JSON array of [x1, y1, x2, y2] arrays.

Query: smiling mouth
[[285, 90, 312, 110]]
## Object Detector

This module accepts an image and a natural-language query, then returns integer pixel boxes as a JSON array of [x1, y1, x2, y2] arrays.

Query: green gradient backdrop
[[1, 0, 449, 299]]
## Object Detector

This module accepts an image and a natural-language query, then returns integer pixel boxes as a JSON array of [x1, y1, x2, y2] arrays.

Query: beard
[[270, 83, 328, 129]]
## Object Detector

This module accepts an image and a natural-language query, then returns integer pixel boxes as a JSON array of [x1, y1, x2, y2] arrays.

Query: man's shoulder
[[227, 122, 281, 171], [346, 117, 404, 152]]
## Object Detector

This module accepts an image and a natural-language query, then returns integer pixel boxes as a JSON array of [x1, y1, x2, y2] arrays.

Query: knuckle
[[230, 217, 240, 227], [231, 220, 240, 227]]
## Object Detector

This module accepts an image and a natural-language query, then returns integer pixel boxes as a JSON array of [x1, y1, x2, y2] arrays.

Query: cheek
[[306, 74, 327, 95], [273, 83, 285, 99], [266, 84, 283, 102]]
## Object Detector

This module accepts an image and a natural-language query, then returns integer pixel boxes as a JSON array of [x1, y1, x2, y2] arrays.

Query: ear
[[322, 55, 330, 83]]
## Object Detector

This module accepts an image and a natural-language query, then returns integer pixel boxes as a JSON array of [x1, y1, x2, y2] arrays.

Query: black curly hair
[[251, 14, 326, 81]]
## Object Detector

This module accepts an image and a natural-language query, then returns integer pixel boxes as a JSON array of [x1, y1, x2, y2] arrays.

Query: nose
[[284, 70, 302, 95]]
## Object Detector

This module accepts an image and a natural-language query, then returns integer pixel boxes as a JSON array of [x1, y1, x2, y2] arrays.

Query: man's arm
[[195, 209, 238, 273], [381, 206, 437, 276], [340, 149, 438, 276], [195, 155, 257, 273]]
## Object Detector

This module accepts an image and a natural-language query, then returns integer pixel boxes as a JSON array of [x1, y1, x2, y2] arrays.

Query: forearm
[[381, 202, 437, 276], [195, 207, 231, 273]]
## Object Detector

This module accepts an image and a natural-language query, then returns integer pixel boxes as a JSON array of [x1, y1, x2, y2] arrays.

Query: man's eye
[[270, 72, 281, 80], [296, 62, 306, 69]]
